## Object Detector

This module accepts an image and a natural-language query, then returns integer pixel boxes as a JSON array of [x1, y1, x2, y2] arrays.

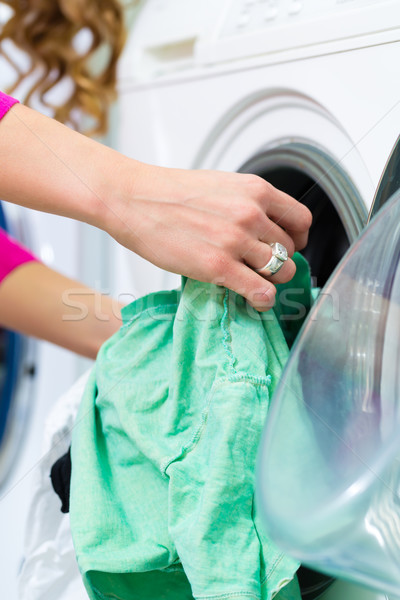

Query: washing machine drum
[[257, 138, 400, 597]]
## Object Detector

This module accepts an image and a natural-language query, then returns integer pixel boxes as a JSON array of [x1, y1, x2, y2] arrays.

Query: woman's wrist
[[90, 152, 148, 247]]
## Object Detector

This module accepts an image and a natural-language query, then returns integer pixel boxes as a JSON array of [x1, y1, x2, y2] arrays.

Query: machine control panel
[[119, 0, 400, 82], [221, 0, 384, 37]]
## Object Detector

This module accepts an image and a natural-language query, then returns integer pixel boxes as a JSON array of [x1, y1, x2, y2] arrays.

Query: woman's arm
[[0, 261, 122, 359], [0, 101, 312, 311]]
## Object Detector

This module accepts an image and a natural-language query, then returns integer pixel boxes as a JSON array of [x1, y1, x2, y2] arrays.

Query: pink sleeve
[[0, 92, 19, 121], [0, 228, 38, 284]]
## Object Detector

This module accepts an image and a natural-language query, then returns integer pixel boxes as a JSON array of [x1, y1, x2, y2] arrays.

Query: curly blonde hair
[[0, 0, 127, 136]]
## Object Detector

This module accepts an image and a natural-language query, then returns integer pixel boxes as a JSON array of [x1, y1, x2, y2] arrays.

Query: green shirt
[[70, 254, 311, 600]]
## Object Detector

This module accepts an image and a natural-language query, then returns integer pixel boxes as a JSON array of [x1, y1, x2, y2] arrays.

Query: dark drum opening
[[256, 166, 350, 287], [239, 141, 367, 288]]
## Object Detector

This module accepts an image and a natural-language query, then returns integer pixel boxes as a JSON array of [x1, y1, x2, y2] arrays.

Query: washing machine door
[[368, 134, 400, 223], [257, 136, 400, 598], [0, 202, 36, 489]]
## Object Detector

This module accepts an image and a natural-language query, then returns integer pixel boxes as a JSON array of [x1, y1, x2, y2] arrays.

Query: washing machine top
[[119, 0, 400, 83]]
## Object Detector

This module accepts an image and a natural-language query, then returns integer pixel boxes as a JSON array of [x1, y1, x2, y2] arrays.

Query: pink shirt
[[0, 92, 38, 282], [0, 229, 38, 284], [0, 91, 19, 120]]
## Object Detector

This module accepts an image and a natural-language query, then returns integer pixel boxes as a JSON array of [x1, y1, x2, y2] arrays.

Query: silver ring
[[255, 242, 288, 276]]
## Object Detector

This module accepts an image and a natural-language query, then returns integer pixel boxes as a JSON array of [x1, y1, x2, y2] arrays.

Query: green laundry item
[[70, 253, 312, 600]]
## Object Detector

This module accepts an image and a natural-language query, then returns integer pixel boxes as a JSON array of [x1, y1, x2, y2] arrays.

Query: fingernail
[[253, 288, 276, 308]]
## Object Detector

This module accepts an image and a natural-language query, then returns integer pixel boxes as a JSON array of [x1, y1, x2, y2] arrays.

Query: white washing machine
[[112, 0, 400, 301], [112, 0, 400, 598]]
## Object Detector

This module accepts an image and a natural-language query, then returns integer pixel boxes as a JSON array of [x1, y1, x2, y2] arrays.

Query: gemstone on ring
[[255, 242, 288, 276], [270, 242, 288, 263]]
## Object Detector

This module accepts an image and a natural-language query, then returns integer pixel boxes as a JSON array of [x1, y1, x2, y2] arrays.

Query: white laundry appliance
[[112, 0, 400, 598], [112, 0, 400, 300]]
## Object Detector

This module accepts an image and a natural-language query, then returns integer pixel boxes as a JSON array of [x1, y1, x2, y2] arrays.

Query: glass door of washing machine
[[257, 136, 400, 599], [0, 202, 36, 489]]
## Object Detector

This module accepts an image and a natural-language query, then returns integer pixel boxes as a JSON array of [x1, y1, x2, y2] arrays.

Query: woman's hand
[[103, 163, 312, 311]]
